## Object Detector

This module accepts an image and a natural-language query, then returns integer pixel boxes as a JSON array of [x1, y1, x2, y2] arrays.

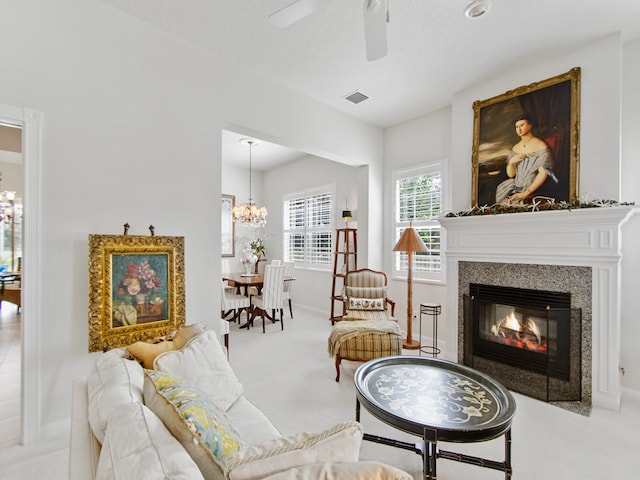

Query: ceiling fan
[[268, 0, 389, 61]]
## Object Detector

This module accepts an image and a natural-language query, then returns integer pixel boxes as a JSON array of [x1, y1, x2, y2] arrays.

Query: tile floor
[[0, 303, 20, 449]]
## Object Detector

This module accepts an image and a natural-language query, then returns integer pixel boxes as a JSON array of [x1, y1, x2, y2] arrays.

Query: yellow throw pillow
[[126, 341, 174, 369], [126, 323, 206, 369]]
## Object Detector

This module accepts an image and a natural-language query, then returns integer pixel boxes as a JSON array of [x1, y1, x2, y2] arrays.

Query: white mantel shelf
[[440, 205, 639, 410], [440, 206, 638, 265]]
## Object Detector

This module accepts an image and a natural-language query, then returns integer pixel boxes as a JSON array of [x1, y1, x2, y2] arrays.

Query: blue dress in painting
[[495, 147, 556, 204]]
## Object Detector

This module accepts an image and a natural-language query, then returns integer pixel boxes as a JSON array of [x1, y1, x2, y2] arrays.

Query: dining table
[[223, 272, 295, 294], [222, 272, 295, 327]]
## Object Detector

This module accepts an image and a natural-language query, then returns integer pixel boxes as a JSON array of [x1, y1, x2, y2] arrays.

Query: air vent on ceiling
[[344, 91, 370, 105]]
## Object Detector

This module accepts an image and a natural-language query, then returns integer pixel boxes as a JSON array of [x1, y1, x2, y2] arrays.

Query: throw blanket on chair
[[328, 320, 400, 358]]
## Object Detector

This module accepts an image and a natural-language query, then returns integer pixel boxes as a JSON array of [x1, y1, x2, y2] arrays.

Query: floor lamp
[[393, 222, 428, 350]]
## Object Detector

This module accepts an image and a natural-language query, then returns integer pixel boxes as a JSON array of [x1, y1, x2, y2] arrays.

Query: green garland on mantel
[[444, 198, 636, 218]]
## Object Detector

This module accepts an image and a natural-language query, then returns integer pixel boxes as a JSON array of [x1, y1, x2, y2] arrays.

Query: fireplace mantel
[[440, 206, 638, 410]]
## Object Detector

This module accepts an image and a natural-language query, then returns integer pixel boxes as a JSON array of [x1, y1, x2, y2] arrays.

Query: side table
[[419, 303, 441, 357]]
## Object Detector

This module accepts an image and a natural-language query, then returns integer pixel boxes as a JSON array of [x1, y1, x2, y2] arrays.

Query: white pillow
[[153, 330, 243, 411], [96, 402, 205, 480], [87, 348, 145, 444], [262, 461, 413, 480], [225, 421, 363, 480]]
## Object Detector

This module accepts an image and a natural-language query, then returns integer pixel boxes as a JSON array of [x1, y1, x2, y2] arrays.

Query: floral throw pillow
[[143, 370, 245, 478]]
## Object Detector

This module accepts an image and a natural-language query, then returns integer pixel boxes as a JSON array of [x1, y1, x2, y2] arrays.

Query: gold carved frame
[[88, 234, 185, 352], [471, 67, 581, 207]]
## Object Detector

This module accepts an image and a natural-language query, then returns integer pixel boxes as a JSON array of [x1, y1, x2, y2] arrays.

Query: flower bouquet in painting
[[112, 256, 168, 326]]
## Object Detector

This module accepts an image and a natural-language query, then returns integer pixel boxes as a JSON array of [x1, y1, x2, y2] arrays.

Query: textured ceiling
[[96, 0, 640, 168]]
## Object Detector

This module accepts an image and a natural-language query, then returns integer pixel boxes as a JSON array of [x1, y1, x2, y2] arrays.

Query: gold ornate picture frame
[[88, 234, 185, 352], [472, 67, 581, 207]]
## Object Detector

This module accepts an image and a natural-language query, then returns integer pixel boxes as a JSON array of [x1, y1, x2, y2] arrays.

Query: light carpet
[[0, 307, 638, 479], [229, 307, 640, 480]]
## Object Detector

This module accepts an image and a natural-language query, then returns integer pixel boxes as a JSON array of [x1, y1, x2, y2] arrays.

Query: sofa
[[69, 324, 412, 480]]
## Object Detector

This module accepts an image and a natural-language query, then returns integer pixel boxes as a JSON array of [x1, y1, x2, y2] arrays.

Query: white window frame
[[392, 160, 447, 284], [283, 184, 335, 270]]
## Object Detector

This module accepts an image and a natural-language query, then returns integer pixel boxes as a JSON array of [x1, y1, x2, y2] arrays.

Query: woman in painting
[[495, 114, 557, 204]]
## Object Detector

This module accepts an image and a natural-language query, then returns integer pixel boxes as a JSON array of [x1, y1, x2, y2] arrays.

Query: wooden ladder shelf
[[330, 228, 357, 324]]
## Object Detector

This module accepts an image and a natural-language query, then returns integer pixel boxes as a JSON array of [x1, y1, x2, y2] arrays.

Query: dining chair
[[249, 264, 286, 333], [282, 261, 295, 319], [221, 281, 250, 324], [221, 258, 237, 294]]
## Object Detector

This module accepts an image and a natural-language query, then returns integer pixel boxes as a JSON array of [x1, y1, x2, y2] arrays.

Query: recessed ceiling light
[[465, 0, 491, 19]]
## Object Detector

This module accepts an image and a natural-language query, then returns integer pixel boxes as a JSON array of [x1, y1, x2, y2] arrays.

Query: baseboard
[[621, 386, 640, 402]]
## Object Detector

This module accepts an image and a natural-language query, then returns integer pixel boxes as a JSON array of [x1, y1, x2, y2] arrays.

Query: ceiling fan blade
[[363, 0, 388, 61], [268, 0, 328, 29]]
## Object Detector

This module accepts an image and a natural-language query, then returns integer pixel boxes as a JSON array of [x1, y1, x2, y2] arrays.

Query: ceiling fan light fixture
[[464, 0, 492, 19]]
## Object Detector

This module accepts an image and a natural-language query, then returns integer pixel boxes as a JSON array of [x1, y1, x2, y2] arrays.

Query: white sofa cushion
[[225, 421, 363, 480], [225, 396, 282, 446], [143, 369, 246, 480], [87, 348, 144, 444], [153, 329, 243, 411], [96, 402, 205, 480], [261, 461, 414, 480]]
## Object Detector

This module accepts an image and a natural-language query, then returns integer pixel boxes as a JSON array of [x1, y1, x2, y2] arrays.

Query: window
[[393, 161, 446, 282], [0, 201, 22, 272], [283, 185, 334, 268]]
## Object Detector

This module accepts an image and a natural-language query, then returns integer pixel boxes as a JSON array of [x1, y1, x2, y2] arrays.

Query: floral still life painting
[[88, 234, 185, 352], [112, 255, 168, 327]]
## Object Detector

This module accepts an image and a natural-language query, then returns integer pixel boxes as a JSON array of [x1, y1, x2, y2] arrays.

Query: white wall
[[262, 155, 362, 313], [620, 38, 640, 394], [383, 107, 452, 349], [0, 0, 382, 436]]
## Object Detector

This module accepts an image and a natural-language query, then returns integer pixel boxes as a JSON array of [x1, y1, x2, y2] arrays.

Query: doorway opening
[[0, 121, 23, 447]]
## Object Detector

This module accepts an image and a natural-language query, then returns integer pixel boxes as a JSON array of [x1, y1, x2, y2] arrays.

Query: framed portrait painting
[[221, 194, 235, 257], [471, 67, 581, 207], [88, 234, 185, 352]]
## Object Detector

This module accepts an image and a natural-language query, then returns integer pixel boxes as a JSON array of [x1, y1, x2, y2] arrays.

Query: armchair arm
[[385, 297, 395, 317]]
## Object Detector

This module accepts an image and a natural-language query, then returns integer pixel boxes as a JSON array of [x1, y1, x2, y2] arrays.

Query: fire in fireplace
[[464, 283, 581, 402], [488, 308, 548, 353]]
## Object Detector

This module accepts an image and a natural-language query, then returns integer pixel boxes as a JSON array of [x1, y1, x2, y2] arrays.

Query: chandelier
[[232, 138, 267, 227]]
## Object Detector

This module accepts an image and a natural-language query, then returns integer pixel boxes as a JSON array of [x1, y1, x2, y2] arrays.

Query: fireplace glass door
[[464, 284, 581, 403]]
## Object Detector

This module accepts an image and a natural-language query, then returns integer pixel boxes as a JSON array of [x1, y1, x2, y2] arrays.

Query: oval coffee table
[[354, 356, 516, 479]]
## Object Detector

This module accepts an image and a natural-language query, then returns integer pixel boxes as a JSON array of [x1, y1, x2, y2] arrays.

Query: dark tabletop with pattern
[[355, 356, 516, 442]]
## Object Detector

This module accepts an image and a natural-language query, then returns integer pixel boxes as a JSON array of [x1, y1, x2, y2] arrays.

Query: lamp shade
[[341, 210, 352, 220], [393, 225, 428, 253]]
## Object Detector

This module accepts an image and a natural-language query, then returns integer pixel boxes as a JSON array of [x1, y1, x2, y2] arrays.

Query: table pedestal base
[[357, 400, 513, 480]]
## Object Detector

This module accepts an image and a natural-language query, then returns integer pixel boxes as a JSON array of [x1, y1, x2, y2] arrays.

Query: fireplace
[[463, 283, 582, 403], [440, 206, 637, 411]]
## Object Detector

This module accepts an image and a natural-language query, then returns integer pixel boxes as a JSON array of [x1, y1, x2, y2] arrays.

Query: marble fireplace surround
[[440, 206, 637, 411]]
